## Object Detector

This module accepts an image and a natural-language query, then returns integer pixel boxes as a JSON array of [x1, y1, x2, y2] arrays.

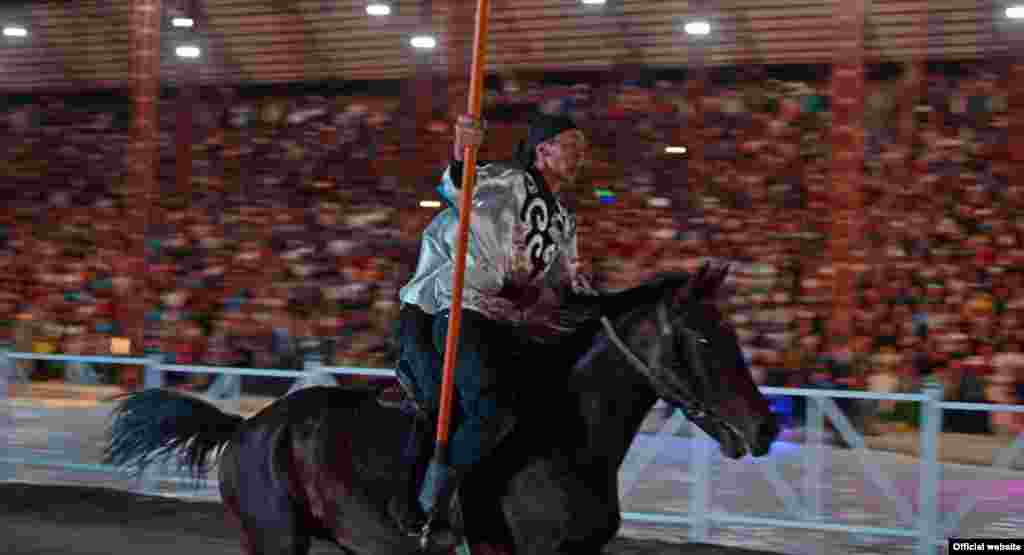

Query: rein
[[599, 301, 711, 420]]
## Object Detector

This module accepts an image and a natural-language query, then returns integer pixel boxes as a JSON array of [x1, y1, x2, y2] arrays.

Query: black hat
[[515, 112, 579, 168]]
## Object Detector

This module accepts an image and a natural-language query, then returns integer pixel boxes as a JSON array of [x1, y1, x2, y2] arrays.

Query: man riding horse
[[104, 111, 782, 555], [392, 111, 606, 547]]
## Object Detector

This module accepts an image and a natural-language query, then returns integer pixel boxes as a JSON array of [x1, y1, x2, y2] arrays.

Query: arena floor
[[0, 482, 788, 555], [4, 397, 1024, 554]]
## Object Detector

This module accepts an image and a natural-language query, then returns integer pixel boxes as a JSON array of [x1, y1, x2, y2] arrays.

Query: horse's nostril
[[753, 414, 780, 451], [741, 417, 777, 457]]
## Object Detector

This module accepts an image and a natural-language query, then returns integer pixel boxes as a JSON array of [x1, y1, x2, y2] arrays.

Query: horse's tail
[[104, 388, 244, 482]]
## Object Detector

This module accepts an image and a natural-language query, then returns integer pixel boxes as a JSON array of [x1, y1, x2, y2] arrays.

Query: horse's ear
[[679, 260, 728, 304], [678, 262, 707, 303], [674, 261, 709, 304], [712, 263, 731, 293]]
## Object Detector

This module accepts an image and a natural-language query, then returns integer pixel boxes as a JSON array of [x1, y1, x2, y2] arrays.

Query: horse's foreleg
[[505, 461, 621, 555]]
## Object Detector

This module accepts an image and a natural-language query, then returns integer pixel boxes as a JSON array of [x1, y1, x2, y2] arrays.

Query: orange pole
[[434, 0, 490, 456]]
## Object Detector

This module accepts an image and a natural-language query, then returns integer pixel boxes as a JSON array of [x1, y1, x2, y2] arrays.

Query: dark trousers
[[397, 305, 522, 470]]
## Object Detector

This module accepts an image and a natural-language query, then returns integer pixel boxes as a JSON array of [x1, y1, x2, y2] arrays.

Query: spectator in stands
[[3, 68, 1021, 440]]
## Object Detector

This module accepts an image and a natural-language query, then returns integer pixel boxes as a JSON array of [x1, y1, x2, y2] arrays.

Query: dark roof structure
[[0, 0, 1014, 92]]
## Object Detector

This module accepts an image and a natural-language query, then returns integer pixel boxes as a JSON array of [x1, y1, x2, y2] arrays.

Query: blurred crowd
[[1, 64, 1022, 433]]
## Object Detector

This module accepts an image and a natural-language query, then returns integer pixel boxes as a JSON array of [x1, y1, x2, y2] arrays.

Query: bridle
[[599, 300, 716, 421]]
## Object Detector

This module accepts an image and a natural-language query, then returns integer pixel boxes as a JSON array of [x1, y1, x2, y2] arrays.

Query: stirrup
[[418, 516, 458, 552], [389, 496, 427, 537], [418, 519, 433, 550]]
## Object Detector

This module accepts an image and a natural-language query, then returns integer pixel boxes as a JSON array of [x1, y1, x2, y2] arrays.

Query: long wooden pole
[[434, 0, 490, 459]]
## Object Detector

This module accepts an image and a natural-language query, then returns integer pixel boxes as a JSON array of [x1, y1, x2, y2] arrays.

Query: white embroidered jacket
[[398, 160, 598, 340]]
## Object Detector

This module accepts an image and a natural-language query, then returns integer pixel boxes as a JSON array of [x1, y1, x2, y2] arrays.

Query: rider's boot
[[417, 457, 461, 551]]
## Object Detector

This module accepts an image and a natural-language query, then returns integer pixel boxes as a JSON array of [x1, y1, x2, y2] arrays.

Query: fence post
[[804, 394, 825, 522], [689, 419, 712, 542], [620, 407, 690, 500], [288, 354, 336, 395], [144, 354, 164, 390], [229, 369, 242, 413], [304, 353, 321, 374], [917, 382, 942, 555], [0, 349, 9, 401], [135, 355, 164, 495], [1, 349, 12, 481]]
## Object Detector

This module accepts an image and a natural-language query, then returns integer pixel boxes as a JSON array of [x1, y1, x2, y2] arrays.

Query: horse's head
[[604, 262, 778, 459]]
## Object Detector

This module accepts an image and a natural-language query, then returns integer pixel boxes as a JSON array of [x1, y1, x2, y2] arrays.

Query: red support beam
[[176, 85, 195, 195], [175, 0, 197, 197], [129, 0, 161, 356], [898, 62, 925, 150], [898, 0, 927, 155], [1008, 20, 1024, 169], [895, 1, 926, 215], [446, 0, 474, 121], [684, 3, 708, 197], [826, 0, 866, 339], [400, 0, 440, 189]]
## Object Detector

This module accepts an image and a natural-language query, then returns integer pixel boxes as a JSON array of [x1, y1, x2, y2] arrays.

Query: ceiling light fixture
[[684, 21, 711, 36], [410, 35, 436, 49], [3, 26, 27, 38], [175, 45, 201, 59]]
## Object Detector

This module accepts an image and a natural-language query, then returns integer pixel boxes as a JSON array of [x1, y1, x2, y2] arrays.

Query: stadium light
[[171, 17, 194, 28], [665, 146, 688, 154], [419, 200, 442, 208], [175, 45, 201, 59], [1008, 5, 1024, 19], [410, 35, 436, 49], [684, 20, 711, 36], [3, 25, 27, 38], [367, 3, 391, 16], [581, 0, 607, 5]]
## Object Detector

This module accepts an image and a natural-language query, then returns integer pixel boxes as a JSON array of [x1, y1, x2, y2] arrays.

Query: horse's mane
[[558, 272, 694, 372], [597, 271, 692, 324]]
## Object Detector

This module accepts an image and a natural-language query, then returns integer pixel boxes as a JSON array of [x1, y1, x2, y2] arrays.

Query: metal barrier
[[621, 386, 944, 555], [2, 350, 1024, 555], [0, 350, 384, 492], [0, 348, 10, 482]]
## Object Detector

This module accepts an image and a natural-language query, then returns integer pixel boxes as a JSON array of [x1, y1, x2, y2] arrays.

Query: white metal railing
[[3, 350, 1024, 555], [621, 386, 942, 555]]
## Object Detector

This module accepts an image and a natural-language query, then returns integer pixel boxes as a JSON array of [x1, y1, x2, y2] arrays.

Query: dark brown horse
[[105, 265, 779, 555]]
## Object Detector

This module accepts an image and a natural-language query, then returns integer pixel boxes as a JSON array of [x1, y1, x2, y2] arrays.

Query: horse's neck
[[569, 335, 659, 474]]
